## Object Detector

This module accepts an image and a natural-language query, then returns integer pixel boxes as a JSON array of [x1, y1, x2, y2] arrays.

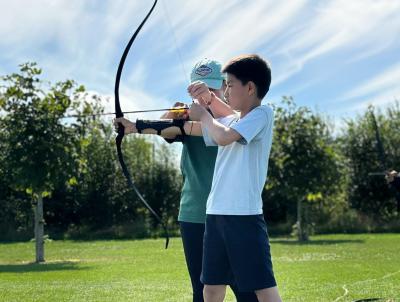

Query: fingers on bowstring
[[173, 101, 185, 107]]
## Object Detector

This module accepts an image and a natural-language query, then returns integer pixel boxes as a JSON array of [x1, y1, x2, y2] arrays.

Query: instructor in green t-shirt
[[162, 59, 258, 302]]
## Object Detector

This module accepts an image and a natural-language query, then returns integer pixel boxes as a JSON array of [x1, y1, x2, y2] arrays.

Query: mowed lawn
[[0, 234, 399, 302]]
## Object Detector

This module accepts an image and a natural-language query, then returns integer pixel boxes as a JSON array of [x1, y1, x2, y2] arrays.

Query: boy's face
[[224, 73, 248, 110]]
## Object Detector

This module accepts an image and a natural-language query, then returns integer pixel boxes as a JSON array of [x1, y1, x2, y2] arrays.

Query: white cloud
[[348, 89, 400, 113], [172, 1, 308, 66], [1, 0, 399, 123], [272, 0, 400, 85], [341, 62, 400, 101]]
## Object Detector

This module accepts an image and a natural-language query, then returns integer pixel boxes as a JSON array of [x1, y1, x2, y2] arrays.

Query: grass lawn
[[0, 234, 399, 301]]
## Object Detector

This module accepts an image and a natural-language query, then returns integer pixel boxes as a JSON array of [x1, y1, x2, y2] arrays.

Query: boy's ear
[[248, 81, 257, 96]]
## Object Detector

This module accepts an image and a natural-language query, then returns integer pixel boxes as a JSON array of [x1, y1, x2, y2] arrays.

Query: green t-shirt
[[178, 136, 217, 223]]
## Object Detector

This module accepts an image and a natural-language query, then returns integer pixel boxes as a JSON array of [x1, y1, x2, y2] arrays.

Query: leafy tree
[[340, 103, 400, 219], [0, 63, 185, 244], [0, 63, 83, 261], [265, 97, 342, 241]]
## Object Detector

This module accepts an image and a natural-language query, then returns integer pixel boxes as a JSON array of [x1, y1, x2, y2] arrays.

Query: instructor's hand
[[160, 102, 189, 119]]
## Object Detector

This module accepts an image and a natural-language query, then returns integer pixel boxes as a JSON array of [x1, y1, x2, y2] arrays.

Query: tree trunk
[[297, 199, 309, 242], [296, 199, 302, 241], [34, 194, 45, 263], [303, 204, 309, 241]]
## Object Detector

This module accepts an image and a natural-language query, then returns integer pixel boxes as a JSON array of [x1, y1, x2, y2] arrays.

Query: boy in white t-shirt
[[188, 54, 282, 302]]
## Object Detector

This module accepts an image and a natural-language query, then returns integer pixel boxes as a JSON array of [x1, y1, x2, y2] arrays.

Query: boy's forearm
[[208, 95, 235, 118], [200, 112, 241, 146]]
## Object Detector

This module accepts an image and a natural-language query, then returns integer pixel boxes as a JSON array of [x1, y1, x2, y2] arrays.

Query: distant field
[[0, 234, 399, 301]]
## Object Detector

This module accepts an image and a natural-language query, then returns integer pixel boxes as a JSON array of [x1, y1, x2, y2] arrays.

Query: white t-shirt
[[202, 105, 274, 215]]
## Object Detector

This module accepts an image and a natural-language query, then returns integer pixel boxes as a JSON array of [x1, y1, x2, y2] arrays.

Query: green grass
[[0, 234, 399, 301]]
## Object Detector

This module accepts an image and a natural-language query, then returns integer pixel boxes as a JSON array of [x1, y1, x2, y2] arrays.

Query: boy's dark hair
[[222, 54, 271, 99]]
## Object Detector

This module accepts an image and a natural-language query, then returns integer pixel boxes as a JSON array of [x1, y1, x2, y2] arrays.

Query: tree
[[265, 97, 341, 241], [340, 103, 400, 220], [0, 63, 83, 262]]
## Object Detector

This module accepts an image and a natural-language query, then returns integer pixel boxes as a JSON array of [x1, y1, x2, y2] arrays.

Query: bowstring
[[161, 0, 190, 86]]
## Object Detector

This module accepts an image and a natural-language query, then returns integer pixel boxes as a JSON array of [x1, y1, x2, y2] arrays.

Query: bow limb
[[114, 0, 169, 249]]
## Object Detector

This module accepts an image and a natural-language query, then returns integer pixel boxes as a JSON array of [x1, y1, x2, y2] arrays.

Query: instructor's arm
[[114, 117, 203, 138]]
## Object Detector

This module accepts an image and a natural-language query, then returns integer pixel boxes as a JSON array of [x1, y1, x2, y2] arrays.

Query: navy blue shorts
[[201, 214, 277, 292]]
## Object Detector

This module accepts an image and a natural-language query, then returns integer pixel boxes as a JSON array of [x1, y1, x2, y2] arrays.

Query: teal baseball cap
[[190, 58, 225, 90]]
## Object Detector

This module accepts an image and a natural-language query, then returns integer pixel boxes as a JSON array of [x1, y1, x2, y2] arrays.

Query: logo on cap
[[195, 65, 212, 77]]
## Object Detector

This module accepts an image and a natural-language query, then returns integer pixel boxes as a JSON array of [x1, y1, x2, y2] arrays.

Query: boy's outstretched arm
[[189, 102, 241, 146], [114, 117, 203, 138]]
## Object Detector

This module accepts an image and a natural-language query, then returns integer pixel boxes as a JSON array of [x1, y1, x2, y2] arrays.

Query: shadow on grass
[[352, 299, 387, 302], [0, 261, 87, 273], [271, 239, 365, 245]]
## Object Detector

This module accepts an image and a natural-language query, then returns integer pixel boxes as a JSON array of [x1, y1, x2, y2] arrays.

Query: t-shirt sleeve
[[201, 124, 217, 146], [231, 106, 273, 145]]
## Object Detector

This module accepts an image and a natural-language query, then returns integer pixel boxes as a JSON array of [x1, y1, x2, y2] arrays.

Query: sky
[[1, 0, 399, 130]]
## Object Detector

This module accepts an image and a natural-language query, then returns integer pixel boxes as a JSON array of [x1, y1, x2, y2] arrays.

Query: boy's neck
[[239, 97, 261, 118]]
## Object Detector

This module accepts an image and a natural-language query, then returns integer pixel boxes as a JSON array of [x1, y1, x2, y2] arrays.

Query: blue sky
[[1, 0, 399, 130]]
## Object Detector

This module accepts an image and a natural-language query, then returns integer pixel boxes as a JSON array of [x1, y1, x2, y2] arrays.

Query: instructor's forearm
[[129, 121, 203, 138]]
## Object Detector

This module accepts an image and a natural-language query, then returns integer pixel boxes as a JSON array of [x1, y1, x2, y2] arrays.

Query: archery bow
[[114, 0, 170, 249]]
